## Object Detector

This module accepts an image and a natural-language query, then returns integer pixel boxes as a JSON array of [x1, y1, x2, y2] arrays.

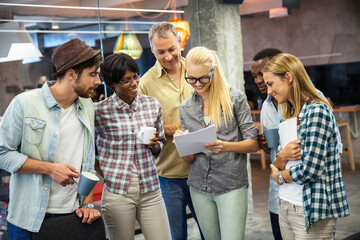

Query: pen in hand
[[174, 124, 181, 130]]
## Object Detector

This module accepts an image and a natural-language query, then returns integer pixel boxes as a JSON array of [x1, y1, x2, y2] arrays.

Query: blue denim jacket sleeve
[[0, 95, 28, 173]]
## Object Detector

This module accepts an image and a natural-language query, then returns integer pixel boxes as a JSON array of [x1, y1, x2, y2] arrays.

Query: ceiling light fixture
[[113, 33, 143, 59], [51, 21, 59, 30], [269, 7, 288, 18], [168, 0, 190, 51], [0, 22, 42, 63], [0, 29, 149, 34], [0, 2, 184, 14], [0, 19, 160, 25]]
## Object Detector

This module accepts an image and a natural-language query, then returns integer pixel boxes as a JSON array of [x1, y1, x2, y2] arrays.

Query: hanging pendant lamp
[[113, 32, 143, 59], [169, 17, 190, 51]]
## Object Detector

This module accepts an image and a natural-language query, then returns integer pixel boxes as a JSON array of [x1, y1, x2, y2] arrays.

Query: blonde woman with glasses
[[175, 47, 258, 240], [265, 53, 350, 239]]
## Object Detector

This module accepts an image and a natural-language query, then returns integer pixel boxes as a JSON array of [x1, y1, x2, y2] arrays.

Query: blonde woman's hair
[[185, 47, 233, 128], [263, 53, 331, 120]]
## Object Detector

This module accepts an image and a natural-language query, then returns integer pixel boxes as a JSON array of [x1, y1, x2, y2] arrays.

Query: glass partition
[[0, 1, 187, 113]]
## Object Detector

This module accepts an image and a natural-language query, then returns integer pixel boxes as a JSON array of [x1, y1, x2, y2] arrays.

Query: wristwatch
[[277, 171, 285, 184], [81, 203, 95, 209]]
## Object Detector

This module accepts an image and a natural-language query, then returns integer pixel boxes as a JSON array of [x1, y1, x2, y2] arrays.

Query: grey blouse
[[179, 87, 258, 194]]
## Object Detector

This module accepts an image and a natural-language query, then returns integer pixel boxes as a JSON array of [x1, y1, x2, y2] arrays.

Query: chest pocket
[[24, 117, 46, 145]]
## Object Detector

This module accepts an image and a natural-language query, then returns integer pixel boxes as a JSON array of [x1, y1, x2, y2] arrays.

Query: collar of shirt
[[110, 92, 140, 112], [261, 95, 281, 130], [41, 81, 81, 110], [153, 57, 186, 79]]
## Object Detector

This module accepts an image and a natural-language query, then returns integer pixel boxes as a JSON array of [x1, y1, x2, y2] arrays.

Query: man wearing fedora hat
[[0, 38, 103, 239]]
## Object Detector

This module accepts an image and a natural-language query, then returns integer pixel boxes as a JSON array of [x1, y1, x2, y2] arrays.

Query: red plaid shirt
[[95, 93, 165, 195]]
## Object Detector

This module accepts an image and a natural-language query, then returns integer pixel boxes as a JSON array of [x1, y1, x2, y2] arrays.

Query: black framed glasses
[[185, 69, 214, 84], [118, 74, 141, 85]]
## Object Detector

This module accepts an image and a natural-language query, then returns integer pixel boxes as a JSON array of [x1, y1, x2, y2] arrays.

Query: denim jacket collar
[[42, 81, 82, 111]]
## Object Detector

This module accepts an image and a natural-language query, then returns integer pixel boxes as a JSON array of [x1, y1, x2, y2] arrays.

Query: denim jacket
[[0, 83, 95, 232], [260, 95, 282, 214]]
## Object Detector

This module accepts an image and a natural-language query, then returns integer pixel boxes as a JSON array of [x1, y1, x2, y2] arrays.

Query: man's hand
[[275, 140, 301, 170], [257, 133, 270, 152], [75, 207, 101, 224], [164, 122, 182, 137], [16, 158, 79, 186], [204, 140, 226, 154], [48, 163, 79, 187]]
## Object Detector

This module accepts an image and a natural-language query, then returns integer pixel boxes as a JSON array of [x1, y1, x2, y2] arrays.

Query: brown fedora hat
[[52, 38, 101, 78]]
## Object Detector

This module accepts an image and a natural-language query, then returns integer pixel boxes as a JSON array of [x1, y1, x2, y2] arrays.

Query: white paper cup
[[76, 172, 99, 196], [264, 128, 279, 148], [137, 126, 156, 145]]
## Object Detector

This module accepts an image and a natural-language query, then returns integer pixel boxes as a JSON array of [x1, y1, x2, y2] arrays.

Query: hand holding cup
[[75, 172, 99, 196], [264, 128, 279, 149], [137, 126, 156, 145]]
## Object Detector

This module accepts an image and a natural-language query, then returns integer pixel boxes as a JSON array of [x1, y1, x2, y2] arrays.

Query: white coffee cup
[[137, 126, 156, 145], [76, 172, 99, 196]]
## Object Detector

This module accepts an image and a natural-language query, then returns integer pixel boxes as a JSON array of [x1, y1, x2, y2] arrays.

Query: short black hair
[[100, 53, 139, 87], [252, 48, 283, 61]]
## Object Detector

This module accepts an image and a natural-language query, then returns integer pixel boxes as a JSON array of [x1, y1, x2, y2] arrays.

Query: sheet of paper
[[174, 124, 217, 157], [278, 117, 297, 149]]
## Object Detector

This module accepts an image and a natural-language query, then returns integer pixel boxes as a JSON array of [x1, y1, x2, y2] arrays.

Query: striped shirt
[[95, 93, 165, 195], [289, 101, 350, 231]]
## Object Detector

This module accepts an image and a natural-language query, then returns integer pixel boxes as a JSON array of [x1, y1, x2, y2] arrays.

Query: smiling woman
[[94, 52, 171, 240], [100, 53, 140, 104], [263, 53, 350, 239], [175, 46, 258, 240]]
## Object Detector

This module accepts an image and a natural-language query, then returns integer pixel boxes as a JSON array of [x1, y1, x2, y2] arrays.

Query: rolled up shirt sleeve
[[0, 96, 28, 173], [233, 90, 258, 141]]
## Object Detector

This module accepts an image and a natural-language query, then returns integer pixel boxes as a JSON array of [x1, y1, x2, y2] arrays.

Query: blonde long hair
[[185, 47, 233, 128], [263, 53, 331, 120]]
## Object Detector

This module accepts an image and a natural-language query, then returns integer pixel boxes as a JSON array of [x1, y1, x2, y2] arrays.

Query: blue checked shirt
[[261, 90, 335, 215], [289, 101, 350, 231], [95, 93, 165, 195]]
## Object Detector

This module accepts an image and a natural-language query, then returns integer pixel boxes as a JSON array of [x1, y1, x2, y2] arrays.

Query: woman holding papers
[[94, 53, 171, 240], [175, 46, 258, 240], [264, 53, 349, 239]]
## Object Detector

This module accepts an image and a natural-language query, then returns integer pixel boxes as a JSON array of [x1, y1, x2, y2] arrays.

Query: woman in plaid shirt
[[94, 53, 171, 239], [264, 53, 350, 239]]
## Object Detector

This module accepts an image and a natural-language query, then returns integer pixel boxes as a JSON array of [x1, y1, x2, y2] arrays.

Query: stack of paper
[[174, 124, 217, 157]]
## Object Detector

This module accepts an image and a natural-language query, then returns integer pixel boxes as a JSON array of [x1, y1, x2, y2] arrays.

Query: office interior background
[[0, 0, 359, 168]]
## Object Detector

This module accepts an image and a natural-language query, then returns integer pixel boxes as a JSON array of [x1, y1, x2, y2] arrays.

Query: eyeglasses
[[118, 74, 141, 85], [185, 69, 214, 85]]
